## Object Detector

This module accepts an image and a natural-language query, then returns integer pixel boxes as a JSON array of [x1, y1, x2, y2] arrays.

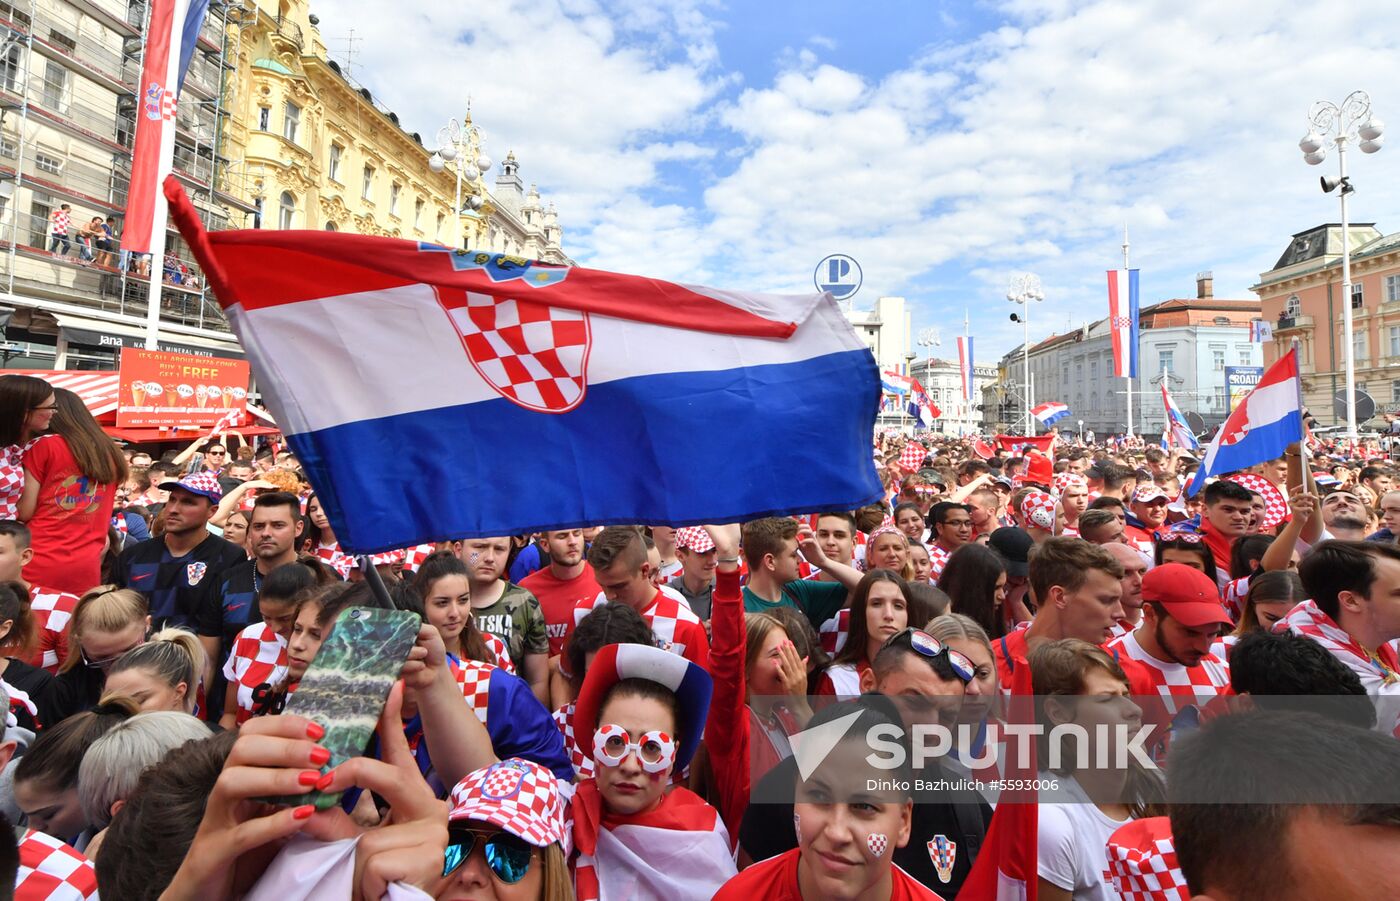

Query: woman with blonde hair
[[101, 627, 207, 714], [51, 585, 149, 720], [1030, 639, 1164, 901], [863, 525, 915, 581]]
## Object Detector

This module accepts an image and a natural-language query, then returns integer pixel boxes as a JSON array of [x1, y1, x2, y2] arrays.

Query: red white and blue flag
[[124, 0, 210, 254], [1031, 401, 1070, 426], [1250, 319, 1273, 343], [1161, 384, 1199, 451], [1107, 268, 1140, 379], [957, 336, 974, 401], [906, 378, 940, 428], [1187, 348, 1303, 496], [164, 179, 882, 552]]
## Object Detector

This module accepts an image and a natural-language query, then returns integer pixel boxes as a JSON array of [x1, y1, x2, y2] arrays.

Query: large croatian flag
[[164, 180, 882, 552], [1106, 269, 1140, 379], [957, 336, 974, 401], [124, 0, 210, 253], [1187, 349, 1302, 496], [1031, 401, 1070, 426], [1161, 384, 1199, 451]]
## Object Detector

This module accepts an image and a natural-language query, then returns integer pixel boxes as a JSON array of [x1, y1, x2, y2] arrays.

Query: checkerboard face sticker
[[438, 288, 591, 413], [929, 834, 957, 884], [867, 832, 888, 858]]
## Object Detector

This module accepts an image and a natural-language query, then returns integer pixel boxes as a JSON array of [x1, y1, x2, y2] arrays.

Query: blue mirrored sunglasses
[[443, 825, 535, 884]]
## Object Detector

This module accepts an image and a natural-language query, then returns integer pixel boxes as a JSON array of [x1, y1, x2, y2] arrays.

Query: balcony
[[1276, 313, 1314, 333], [274, 17, 303, 51]]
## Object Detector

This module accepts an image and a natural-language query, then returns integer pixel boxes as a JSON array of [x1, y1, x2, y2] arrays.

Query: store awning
[[52, 312, 245, 360]]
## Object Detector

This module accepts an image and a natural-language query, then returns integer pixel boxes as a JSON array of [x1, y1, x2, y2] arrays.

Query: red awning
[[107, 425, 281, 443]]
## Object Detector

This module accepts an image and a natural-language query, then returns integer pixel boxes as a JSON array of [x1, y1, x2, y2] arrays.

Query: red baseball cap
[[1141, 563, 1232, 628]]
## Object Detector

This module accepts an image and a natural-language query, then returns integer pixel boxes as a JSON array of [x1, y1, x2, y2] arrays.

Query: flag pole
[[1123, 224, 1134, 441]]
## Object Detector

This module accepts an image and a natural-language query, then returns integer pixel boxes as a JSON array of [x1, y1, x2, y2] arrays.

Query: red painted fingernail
[[298, 770, 321, 786], [305, 721, 325, 740], [315, 769, 335, 791], [309, 747, 331, 766], [292, 804, 315, 820]]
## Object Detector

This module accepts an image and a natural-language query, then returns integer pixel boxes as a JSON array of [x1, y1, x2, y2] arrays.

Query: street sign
[[1334, 389, 1377, 423], [815, 254, 862, 301]]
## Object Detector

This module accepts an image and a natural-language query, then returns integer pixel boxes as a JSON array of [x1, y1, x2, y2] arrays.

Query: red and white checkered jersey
[[222, 622, 289, 725], [29, 585, 78, 674], [1208, 633, 1238, 662], [482, 629, 515, 675], [1107, 618, 1135, 643], [448, 656, 497, 725], [553, 700, 592, 779], [573, 585, 709, 668], [49, 210, 70, 234], [928, 543, 951, 579], [819, 606, 850, 655], [1221, 576, 1249, 624], [1107, 630, 1230, 716], [314, 543, 354, 580], [15, 828, 97, 900], [1278, 599, 1400, 698], [0, 443, 24, 520]]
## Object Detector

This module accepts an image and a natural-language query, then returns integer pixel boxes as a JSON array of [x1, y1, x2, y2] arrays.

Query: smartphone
[[264, 606, 420, 809]]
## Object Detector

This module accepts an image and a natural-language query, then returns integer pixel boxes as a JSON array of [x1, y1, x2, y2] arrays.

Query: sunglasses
[[592, 724, 676, 773], [1158, 531, 1203, 544], [81, 633, 147, 670], [884, 628, 976, 683], [442, 824, 535, 883], [29, 404, 58, 412]]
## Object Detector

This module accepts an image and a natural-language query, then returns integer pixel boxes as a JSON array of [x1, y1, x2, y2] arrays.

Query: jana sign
[[1225, 366, 1264, 412], [118, 347, 250, 428], [815, 254, 862, 301]]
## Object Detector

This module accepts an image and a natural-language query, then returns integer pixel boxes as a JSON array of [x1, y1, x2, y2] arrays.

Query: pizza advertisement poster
[[117, 348, 251, 428]]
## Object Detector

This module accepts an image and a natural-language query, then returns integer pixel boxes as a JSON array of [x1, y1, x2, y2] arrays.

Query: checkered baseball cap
[[674, 526, 715, 554], [1224, 473, 1288, 530], [1020, 490, 1057, 530], [1132, 485, 1170, 504], [158, 471, 223, 502], [448, 758, 566, 848], [1106, 816, 1192, 901]]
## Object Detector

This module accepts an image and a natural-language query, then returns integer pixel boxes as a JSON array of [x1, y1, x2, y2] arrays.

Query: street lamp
[[1007, 273, 1045, 433], [1301, 90, 1384, 438], [917, 329, 941, 432], [428, 116, 495, 248], [1078, 418, 1084, 441]]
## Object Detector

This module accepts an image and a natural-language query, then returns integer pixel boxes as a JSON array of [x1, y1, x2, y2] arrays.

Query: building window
[[362, 166, 374, 201], [436, 212, 444, 240], [325, 221, 337, 231], [389, 182, 400, 216], [1352, 282, 1364, 309], [33, 151, 62, 176], [258, 107, 270, 131], [0, 43, 20, 92], [1215, 387, 1227, 411], [1390, 326, 1400, 357], [1284, 294, 1301, 317], [283, 102, 300, 143], [1387, 275, 1400, 303], [1159, 349, 1174, 372], [1090, 360, 1098, 382], [1211, 344, 1226, 371], [41, 60, 67, 111], [252, 197, 263, 229], [328, 143, 342, 182], [278, 191, 295, 230], [1354, 328, 1368, 361], [1236, 345, 1252, 366], [1213, 316, 1230, 326], [1392, 380, 1400, 404], [414, 198, 424, 229]]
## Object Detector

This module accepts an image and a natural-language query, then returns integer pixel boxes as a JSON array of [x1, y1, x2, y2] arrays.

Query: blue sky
[[315, 0, 1400, 363]]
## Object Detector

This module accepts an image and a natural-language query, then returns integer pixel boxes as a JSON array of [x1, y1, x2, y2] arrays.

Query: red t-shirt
[[714, 847, 944, 901], [519, 564, 601, 657], [22, 436, 115, 595]]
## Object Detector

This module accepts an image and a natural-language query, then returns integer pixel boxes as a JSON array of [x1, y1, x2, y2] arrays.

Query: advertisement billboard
[[117, 348, 250, 428], [1225, 366, 1264, 412]]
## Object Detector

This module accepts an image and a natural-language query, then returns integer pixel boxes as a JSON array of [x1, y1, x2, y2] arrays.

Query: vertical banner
[[1107, 268, 1140, 378], [957, 336, 974, 402]]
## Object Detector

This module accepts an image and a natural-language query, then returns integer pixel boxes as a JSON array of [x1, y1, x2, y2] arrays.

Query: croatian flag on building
[[164, 179, 882, 552], [1250, 319, 1273, 343], [1161, 384, 1199, 451], [957, 336, 974, 401], [124, 0, 211, 253], [1031, 401, 1071, 426], [1187, 348, 1303, 496], [1106, 268, 1140, 379]]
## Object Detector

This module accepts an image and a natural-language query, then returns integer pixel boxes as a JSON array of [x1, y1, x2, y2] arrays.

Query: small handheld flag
[[1031, 402, 1071, 427], [1161, 384, 1199, 451]]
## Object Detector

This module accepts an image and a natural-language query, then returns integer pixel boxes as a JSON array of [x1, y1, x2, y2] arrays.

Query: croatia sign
[[164, 179, 882, 552], [1107, 268, 1140, 379]]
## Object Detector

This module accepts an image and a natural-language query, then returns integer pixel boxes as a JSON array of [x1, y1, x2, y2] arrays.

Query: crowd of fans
[[0, 369, 1395, 899]]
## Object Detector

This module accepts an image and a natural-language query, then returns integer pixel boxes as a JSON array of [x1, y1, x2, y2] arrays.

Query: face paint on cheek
[[867, 833, 888, 858]]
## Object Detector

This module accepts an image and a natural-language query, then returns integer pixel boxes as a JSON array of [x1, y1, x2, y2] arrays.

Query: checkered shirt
[[1221, 576, 1249, 623], [28, 585, 77, 674], [455, 293, 589, 412], [402, 544, 437, 573], [1208, 633, 1238, 662], [573, 586, 707, 665], [928, 543, 951, 579], [450, 657, 498, 725], [0, 443, 24, 520], [1279, 599, 1400, 701], [49, 210, 69, 235], [819, 606, 850, 655], [1109, 630, 1230, 714], [483, 629, 515, 674], [15, 829, 97, 900], [222, 622, 289, 725], [553, 701, 593, 778], [1106, 817, 1192, 901], [1224, 473, 1288, 530], [448, 757, 566, 847]]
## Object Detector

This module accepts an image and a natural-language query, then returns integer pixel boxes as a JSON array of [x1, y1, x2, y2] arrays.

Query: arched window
[[324, 221, 337, 231], [1285, 295, 1301, 317], [278, 191, 296, 230]]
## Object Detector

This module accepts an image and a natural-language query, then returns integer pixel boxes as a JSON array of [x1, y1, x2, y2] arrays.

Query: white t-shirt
[[1036, 775, 1132, 900]]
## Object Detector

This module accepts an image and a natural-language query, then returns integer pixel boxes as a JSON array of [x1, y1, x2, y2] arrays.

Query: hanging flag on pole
[[163, 178, 883, 551], [123, 0, 211, 254], [1161, 384, 1199, 451], [1186, 348, 1303, 496], [1250, 319, 1273, 343], [1031, 401, 1071, 427], [1107, 269, 1140, 378], [906, 378, 940, 428], [957, 336, 974, 402]]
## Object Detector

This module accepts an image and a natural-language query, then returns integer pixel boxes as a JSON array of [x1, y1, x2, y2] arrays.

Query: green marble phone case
[[267, 606, 420, 810]]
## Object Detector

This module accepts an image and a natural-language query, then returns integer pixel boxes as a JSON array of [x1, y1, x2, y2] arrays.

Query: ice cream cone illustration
[[208, 386, 224, 407], [145, 382, 165, 407], [195, 384, 208, 408], [131, 382, 146, 406], [219, 386, 232, 408]]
